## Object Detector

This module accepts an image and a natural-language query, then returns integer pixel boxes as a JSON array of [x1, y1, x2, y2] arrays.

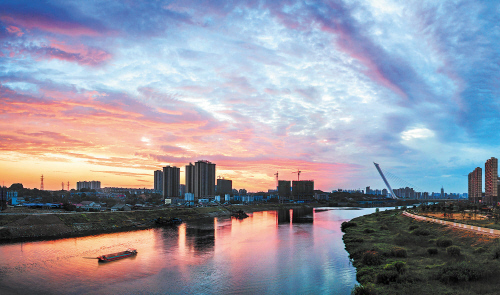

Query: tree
[[9, 183, 24, 191]]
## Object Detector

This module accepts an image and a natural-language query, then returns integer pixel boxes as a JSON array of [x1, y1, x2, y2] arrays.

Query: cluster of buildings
[[468, 157, 499, 205], [76, 181, 101, 190], [154, 160, 315, 204]]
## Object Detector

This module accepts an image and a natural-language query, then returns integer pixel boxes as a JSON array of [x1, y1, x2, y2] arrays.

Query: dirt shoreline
[[0, 203, 319, 244]]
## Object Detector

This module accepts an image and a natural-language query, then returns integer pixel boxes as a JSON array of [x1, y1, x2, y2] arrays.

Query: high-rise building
[[468, 167, 482, 203], [278, 180, 291, 199], [163, 166, 180, 198], [217, 178, 232, 195], [485, 157, 498, 205], [154, 170, 163, 192], [194, 160, 216, 199], [292, 180, 314, 200], [185, 163, 195, 194]]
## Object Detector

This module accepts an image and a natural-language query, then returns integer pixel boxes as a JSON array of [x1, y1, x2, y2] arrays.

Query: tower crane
[[292, 169, 301, 182]]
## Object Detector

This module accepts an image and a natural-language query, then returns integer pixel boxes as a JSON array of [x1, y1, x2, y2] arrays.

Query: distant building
[[239, 189, 247, 195], [217, 178, 232, 195], [194, 160, 216, 199], [468, 167, 482, 203], [77, 181, 101, 190], [7, 191, 18, 205], [485, 157, 498, 205], [394, 187, 415, 199], [292, 180, 314, 200], [154, 170, 163, 192], [278, 180, 291, 199], [163, 166, 180, 198], [179, 184, 186, 197]]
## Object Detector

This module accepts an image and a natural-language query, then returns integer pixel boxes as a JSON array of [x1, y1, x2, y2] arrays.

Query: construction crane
[[274, 171, 279, 187], [292, 169, 301, 181]]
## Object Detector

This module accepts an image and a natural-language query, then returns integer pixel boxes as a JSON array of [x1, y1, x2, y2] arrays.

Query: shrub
[[491, 246, 500, 259], [380, 225, 389, 230], [362, 250, 382, 266], [345, 237, 364, 243], [363, 228, 375, 234], [447, 246, 461, 256], [412, 228, 430, 236], [438, 262, 489, 283], [375, 208, 379, 213], [356, 266, 378, 285], [341, 221, 358, 232], [384, 261, 407, 274], [351, 283, 376, 295], [356, 267, 376, 284], [376, 270, 399, 284], [436, 238, 453, 247], [409, 225, 419, 231], [391, 247, 408, 258], [427, 248, 438, 255], [474, 247, 486, 254]]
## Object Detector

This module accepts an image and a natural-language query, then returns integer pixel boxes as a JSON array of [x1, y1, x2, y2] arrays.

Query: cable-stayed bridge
[[373, 162, 459, 201]]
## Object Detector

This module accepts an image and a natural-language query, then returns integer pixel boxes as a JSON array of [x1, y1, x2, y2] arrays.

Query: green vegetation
[[343, 209, 500, 295]]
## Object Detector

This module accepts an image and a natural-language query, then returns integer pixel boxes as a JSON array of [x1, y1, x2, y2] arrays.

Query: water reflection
[[0, 207, 381, 295], [276, 207, 314, 224]]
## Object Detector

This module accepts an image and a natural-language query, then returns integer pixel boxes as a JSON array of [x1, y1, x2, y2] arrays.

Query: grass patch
[[343, 209, 500, 294]]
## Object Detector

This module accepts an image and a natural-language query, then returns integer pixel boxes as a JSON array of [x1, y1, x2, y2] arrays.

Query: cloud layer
[[1, 0, 499, 192]]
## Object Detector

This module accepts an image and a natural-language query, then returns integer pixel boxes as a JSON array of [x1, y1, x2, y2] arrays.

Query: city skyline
[[2, 1, 500, 192]]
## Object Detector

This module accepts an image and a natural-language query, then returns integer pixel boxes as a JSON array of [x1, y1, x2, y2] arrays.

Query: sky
[[1, 0, 499, 193]]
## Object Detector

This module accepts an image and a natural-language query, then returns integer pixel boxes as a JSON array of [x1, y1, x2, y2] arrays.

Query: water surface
[[0, 207, 380, 294]]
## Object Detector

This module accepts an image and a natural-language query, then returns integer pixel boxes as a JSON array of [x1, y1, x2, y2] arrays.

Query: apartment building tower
[[154, 170, 163, 192], [485, 157, 498, 205], [216, 178, 232, 196], [278, 180, 291, 199], [468, 167, 482, 204], [185, 163, 195, 195], [194, 160, 216, 199], [163, 166, 180, 198]]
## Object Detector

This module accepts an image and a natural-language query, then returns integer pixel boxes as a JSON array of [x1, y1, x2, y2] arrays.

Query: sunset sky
[[1, 0, 499, 193]]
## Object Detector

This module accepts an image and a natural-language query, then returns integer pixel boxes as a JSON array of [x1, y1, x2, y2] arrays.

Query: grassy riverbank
[[343, 209, 500, 295], [0, 203, 316, 243]]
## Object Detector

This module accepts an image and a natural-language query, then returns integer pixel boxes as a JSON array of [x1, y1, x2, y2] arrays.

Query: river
[[0, 207, 381, 294]]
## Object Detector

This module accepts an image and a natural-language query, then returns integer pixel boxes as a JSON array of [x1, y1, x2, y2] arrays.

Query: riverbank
[[343, 209, 500, 295], [0, 203, 317, 243]]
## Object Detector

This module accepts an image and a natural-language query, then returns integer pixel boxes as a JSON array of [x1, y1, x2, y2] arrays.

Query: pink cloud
[[0, 15, 101, 36], [6, 25, 23, 36]]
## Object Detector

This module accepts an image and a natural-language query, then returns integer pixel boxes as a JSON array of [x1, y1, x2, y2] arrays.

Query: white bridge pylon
[[373, 162, 398, 199]]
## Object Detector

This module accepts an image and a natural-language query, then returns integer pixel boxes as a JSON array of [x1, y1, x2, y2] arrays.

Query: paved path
[[403, 211, 500, 237]]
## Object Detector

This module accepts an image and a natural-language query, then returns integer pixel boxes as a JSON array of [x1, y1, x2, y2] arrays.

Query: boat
[[97, 249, 137, 262], [155, 217, 183, 225], [232, 210, 249, 219]]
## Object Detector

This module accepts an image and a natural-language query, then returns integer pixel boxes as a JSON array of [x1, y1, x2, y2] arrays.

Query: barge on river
[[97, 249, 137, 262]]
